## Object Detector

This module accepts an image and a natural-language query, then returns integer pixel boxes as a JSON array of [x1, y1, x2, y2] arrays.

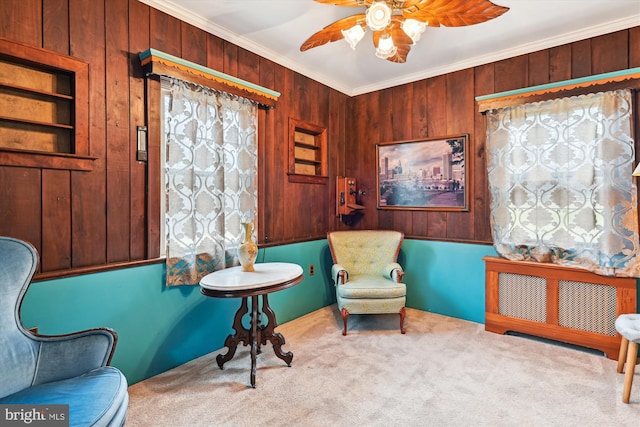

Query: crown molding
[[351, 15, 640, 96], [138, 1, 639, 97]]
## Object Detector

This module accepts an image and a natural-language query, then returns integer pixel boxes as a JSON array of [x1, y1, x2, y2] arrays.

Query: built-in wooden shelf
[[0, 82, 74, 100], [288, 118, 327, 184], [0, 116, 74, 130], [0, 37, 93, 171]]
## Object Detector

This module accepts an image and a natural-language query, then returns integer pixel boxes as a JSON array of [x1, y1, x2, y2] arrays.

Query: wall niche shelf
[[0, 38, 94, 171], [288, 118, 327, 184]]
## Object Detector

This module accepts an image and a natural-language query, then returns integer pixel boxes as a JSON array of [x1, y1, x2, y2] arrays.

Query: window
[[160, 78, 258, 286], [485, 89, 640, 276]]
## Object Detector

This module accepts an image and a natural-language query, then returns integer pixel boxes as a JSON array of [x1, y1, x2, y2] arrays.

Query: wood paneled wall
[[0, 0, 346, 276], [0, 0, 638, 276], [345, 27, 640, 244]]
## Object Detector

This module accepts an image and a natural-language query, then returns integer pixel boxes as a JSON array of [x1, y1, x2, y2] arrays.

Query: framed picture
[[376, 134, 469, 211]]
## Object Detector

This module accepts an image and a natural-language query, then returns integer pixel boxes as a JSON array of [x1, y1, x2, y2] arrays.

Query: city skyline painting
[[376, 135, 468, 211]]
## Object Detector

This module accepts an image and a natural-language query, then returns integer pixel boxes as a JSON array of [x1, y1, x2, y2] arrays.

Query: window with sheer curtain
[[485, 89, 640, 277], [162, 78, 258, 286]]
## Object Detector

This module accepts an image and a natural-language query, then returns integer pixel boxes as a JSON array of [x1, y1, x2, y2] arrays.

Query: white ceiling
[[139, 0, 640, 96]]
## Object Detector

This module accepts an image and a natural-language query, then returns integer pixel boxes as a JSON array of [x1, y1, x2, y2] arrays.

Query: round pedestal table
[[200, 262, 303, 388]]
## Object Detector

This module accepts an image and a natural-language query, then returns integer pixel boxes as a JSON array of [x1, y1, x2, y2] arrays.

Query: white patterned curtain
[[164, 78, 258, 286], [486, 89, 640, 277]]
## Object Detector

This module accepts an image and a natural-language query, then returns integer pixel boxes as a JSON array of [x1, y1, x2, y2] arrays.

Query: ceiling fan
[[300, 0, 510, 63]]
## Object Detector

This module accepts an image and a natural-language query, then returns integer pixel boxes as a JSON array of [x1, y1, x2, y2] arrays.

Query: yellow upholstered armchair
[[327, 230, 407, 335]]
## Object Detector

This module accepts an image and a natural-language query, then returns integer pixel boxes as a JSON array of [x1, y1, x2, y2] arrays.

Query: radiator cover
[[484, 256, 637, 359]]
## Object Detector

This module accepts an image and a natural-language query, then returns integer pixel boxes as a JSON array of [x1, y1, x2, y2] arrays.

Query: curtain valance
[[139, 48, 280, 109], [476, 67, 640, 112]]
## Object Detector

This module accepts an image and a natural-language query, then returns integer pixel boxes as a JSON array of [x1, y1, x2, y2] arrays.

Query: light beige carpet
[[126, 305, 638, 426]]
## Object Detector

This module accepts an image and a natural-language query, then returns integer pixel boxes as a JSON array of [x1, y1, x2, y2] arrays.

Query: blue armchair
[[0, 237, 128, 426], [327, 230, 407, 335]]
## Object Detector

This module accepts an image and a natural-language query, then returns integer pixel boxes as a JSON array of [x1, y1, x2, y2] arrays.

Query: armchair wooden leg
[[623, 341, 638, 403], [341, 308, 349, 336], [618, 337, 629, 373], [399, 307, 406, 334]]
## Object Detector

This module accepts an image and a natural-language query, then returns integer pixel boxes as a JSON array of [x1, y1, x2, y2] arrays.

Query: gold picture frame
[[376, 134, 469, 211]]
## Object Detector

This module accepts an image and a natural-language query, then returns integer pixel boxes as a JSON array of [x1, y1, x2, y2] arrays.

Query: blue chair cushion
[[0, 367, 128, 427], [616, 314, 640, 343]]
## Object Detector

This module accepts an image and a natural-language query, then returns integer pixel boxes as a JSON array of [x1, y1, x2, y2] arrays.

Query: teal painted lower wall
[[21, 263, 235, 386], [20, 239, 334, 385], [21, 239, 635, 386], [401, 240, 497, 323]]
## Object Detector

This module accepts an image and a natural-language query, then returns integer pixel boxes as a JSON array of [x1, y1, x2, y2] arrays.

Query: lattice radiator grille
[[485, 256, 637, 360], [559, 280, 617, 336], [498, 272, 546, 322]]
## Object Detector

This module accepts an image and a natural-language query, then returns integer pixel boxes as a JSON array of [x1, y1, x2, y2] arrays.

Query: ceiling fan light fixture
[[375, 33, 397, 59], [401, 19, 427, 44], [366, 1, 392, 31], [341, 24, 366, 50], [301, 0, 510, 64]]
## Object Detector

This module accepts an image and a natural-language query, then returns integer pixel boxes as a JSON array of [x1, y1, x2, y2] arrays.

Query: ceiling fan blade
[[300, 14, 366, 51], [402, 0, 509, 27], [313, 0, 371, 6], [385, 44, 411, 63], [372, 20, 414, 63]]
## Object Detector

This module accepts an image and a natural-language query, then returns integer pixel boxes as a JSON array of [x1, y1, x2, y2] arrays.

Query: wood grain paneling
[[0, 0, 41, 46], [0, 0, 637, 276], [206, 35, 225, 72], [41, 169, 71, 271], [591, 30, 629, 74], [345, 28, 639, 244], [223, 41, 239, 77], [39, 0, 72, 272], [409, 79, 429, 236], [149, 9, 181, 56], [425, 75, 447, 239], [69, 0, 107, 268], [274, 65, 294, 242], [328, 88, 346, 231], [257, 58, 275, 243], [390, 84, 414, 235], [354, 91, 380, 231], [445, 69, 474, 240], [528, 50, 550, 86], [549, 44, 571, 82], [181, 23, 207, 65], [571, 39, 592, 78], [631, 27, 640, 67], [0, 167, 41, 257], [128, 0, 150, 260], [43, 0, 69, 54], [145, 76, 162, 259], [494, 55, 528, 92], [473, 64, 494, 243], [106, 0, 132, 263]]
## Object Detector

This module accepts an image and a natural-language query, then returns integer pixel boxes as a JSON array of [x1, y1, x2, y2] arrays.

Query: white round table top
[[200, 262, 303, 292]]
